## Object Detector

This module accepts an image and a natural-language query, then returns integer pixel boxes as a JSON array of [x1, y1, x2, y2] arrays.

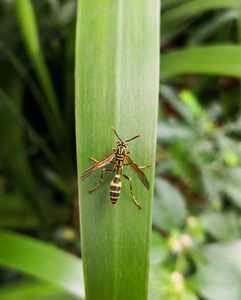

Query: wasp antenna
[[110, 126, 123, 142], [125, 135, 142, 143]]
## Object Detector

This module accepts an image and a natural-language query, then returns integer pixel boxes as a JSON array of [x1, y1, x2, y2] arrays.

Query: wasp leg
[[121, 173, 142, 209], [124, 162, 150, 169], [138, 164, 150, 169], [89, 169, 114, 193], [90, 157, 115, 164], [90, 157, 99, 163]]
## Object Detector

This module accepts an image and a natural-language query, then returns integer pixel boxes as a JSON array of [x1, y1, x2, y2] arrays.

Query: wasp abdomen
[[110, 174, 122, 205]]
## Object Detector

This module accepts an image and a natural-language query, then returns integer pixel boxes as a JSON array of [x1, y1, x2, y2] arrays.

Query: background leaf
[[0, 281, 79, 300], [193, 241, 241, 300], [0, 229, 84, 299], [14, 0, 64, 140], [200, 211, 240, 241], [161, 46, 241, 79], [153, 178, 187, 231]]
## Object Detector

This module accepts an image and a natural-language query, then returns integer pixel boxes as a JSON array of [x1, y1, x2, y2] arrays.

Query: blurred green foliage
[[1, 0, 241, 299]]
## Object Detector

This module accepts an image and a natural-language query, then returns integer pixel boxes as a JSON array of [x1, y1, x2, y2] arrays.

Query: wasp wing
[[81, 153, 115, 181], [125, 156, 150, 190]]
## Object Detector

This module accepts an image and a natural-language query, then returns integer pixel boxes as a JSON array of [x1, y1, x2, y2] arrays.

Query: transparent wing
[[125, 156, 150, 190], [81, 153, 115, 180]]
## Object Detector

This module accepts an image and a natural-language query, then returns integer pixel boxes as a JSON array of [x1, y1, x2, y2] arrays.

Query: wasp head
[[117, 141, 128, 148], [111, 126, 142, 146]]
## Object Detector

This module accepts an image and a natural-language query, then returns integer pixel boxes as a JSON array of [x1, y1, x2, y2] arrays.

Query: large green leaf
[[161, 45, 241, 79], [0, 229, 84, 299], [75, 0, 159, 299]]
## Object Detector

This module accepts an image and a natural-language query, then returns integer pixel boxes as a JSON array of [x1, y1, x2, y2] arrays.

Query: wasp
[[81, 127, 150, 209]]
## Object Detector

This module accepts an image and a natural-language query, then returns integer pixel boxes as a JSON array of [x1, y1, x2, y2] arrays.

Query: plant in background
[[0, 0, 81, 298], [149, 1, 241, 297], [1, 0, 241, 300], [158, 85, 241, 211], [148, 85, 241, 299]]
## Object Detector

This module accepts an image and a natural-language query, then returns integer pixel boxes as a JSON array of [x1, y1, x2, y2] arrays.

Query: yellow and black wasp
[[81, 127, 150, 209]]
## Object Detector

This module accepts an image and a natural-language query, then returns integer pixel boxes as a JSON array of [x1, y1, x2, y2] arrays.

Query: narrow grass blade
[[14, 0, 65, 139], [0, 40, 63, 147], [161, 45, 241, 79], [237, 3, 241, 110], [0, 229, 84, 299], [0, 88, 58, 169], [0, 87, 49, 231], [162, 0, 239, 42], [163, 0, 239, 23], [75, 1, 159, 299], [0, 194, 39, 229], [162, 0, 239, 30]]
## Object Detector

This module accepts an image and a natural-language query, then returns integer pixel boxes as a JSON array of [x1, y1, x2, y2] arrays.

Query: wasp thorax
[[116, 143, 128, 155]]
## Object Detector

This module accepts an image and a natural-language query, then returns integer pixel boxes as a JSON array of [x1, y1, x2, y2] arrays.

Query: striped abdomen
[[110, 173, 122, 205]]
